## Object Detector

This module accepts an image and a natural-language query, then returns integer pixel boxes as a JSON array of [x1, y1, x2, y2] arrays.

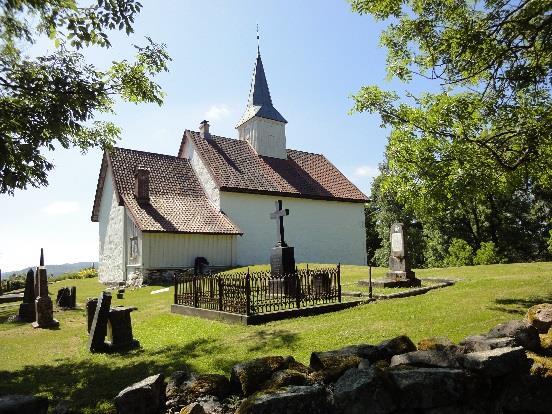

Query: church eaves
[[236, 50, 287, 127]]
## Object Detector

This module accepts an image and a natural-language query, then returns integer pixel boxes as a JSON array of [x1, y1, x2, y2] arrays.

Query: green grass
[[1, 262, 551, 413]]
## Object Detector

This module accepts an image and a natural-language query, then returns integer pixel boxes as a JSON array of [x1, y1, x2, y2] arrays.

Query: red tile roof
[[181, 131, 368, 203], [91, 147, 241, 234]]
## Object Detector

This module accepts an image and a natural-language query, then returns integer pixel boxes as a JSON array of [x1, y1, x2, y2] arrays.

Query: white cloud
[[205, 104, 231, 121], [354, 165, 379, 178], [41, 201, 80, 216]]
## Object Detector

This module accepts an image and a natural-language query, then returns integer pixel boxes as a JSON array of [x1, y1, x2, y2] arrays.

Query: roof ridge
[[286, 148, 324, 157], [113, 146, 182, 161]]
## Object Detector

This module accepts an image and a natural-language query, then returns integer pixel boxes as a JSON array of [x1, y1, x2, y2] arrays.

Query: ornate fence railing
[[174, 265, 341, 315]]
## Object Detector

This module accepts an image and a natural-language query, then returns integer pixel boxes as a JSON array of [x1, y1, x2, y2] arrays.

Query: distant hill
[[2, 262, 98, 278]]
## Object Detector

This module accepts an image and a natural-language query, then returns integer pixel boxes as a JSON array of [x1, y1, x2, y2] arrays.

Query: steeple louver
[[236, 50, 287, 127]]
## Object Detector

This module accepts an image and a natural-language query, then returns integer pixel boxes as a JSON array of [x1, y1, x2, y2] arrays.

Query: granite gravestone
[[107, 307, 140, 351], [86, 297, 98, 333], [32, 250, 59, 328], [383, 223, 421, 287], [56, 287, 76, 309], [17, 268, 36, 322], [88, 291, 111, 352], [269, 200, 296, 295]]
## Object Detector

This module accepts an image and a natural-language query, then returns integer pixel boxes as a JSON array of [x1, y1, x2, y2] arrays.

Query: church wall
[[185, 139, 220, 208], [238, 117, 287, 159], [142, 233, 236, 269], [98, 167, 126, 283], [219, 192, 367, 266]]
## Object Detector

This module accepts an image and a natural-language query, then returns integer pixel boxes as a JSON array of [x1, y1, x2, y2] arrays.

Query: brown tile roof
[[181, 131, 368, 203], [91, 147, 241, 234]]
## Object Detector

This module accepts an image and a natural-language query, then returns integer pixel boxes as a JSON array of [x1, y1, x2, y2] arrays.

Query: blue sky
[[0, 0, 402, 271]]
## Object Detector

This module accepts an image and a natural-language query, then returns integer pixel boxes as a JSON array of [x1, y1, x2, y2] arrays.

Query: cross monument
[[270, 200, 289, 247]]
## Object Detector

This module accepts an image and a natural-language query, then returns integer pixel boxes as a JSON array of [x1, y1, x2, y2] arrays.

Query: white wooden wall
[[142, 233, 237, 269]]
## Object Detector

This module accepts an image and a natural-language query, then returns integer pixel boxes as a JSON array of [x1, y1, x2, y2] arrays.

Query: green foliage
[[352, 0, 552, 265], [445, 239, 474, 267], [0, 0, 171, 195], [51, 267, 98, 282], [474, 242, 504, 266]]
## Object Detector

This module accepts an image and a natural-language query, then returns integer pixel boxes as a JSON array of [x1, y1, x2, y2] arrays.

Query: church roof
[[91, 147, 241, 235], [181, 131, 368, 203], [236, 51, 287, 127]]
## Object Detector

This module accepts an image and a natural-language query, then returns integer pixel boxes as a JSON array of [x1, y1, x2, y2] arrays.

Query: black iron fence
[[174, 265, 341, 315]]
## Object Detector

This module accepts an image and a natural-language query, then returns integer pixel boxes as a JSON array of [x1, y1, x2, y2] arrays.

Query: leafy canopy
[[0, 0, 171, 195]]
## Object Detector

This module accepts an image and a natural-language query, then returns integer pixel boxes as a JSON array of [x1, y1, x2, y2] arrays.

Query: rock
[[51, 400, 78, 414], [390, 350, 460, 368], [357, 359, 371, 370], [236, 385, 331, 414], [527, 303, 552, 334], [459, 335, 517, 353], [114, 373, 165, 414], [499, 373, 552, 413], [230, 356, 294, 396], [267, 369, 311, 388], [0, 395, 49, 414], [180, 403, 205, 414], [167, 373, 230, 407], [333, 367, 396, 414], [388, 367, 467, 409], [487, 319, 540, 351], [166, 369, 194, 401], [417, 337, 454, 351], [375, 335, 417, 360], [460, 346, 529, 377], [540, 332, 552, 351]]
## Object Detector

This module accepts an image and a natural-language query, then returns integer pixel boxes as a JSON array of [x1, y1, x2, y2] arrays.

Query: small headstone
[[86, 297, 98, 333], [88, 291, 111, 352], [269, 200, 296, 295], [194, 257, 210, 275], [107, 306, 140, 351], [382, 223, 421, 288], [32, 262, 59, 329], [56, 287, 76, 309], [17, 268, 36, 322]]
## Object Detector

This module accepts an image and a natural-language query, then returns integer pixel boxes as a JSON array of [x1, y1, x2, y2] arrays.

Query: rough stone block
[[460, 346, 529, 377], [114, 373, 165, 414], [230, 356, 294, 396], [236, 385, 331, 414], [0, 395, 48, 414], [487, 319, 540, 351], [390, 350, 461, 369]]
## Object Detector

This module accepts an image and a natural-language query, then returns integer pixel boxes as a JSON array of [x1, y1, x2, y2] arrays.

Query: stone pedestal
[[269, 245, 296, 295], [381, 223, 421, 288], [32, 267, 59, 328], [107, 306, 140, 351], [381, 271, 421, 288]]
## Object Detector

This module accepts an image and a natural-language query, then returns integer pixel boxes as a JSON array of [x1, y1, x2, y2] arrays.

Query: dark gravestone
[[88, 292, 111, 352], [107, 306, 140, 351], [56, 287, 76, 309], [32, 266, 59, 328], [194, 257, 210, 275], [312, 272, 331, 297], [86, 297, 98, 333], [17, 268, 36, 322], [269, 200, 296, 295], [383, 223, 421, 288]]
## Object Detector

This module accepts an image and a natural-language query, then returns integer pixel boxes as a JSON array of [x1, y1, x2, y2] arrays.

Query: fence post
[[218, 276, 223, 311], [337, 263, 342, 303], [369, 265, 373, 299], [295, 270, 301, 309], [245, 268, 251, 316], [173, 274, 177, 304], [193, 275, 198, 308]]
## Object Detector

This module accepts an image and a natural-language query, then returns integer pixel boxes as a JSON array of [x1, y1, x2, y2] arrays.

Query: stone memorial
[[269, 200, 296, 295], [17, 268, 36, 322], [86, 297, 98, 333], [107, 306, 140, 351], [382, 223, 421, 288], [32, 250, 60, 328], [88, 291, 112, 352], [56, 286, 76, 309]]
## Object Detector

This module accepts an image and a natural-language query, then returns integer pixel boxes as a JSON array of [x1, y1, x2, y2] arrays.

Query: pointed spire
[[39, 248, 44, 267], [236, 44, 287, 127]]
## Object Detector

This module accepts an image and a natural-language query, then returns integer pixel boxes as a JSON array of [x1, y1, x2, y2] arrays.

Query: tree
[[0, 0, 170, 195], [350, 0, 552, 182]]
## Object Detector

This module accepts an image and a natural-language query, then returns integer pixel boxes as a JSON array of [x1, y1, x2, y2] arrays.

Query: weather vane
[[257, 24, 260, 50]]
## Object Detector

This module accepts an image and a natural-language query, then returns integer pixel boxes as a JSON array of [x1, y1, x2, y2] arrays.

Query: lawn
[[0, 262, 551, 413]]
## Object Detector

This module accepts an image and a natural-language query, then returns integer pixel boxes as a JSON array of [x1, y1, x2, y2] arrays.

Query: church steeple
[[237, 50, 287, 127], [237, 46, 288, 159]]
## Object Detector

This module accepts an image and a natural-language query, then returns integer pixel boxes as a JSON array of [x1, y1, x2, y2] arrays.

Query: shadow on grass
[[0, 337, 241, 413], [489, 293, 552, 316], [245, 329, 299, 353]]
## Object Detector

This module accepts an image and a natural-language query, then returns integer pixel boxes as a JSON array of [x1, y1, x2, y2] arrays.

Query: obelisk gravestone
[[32, 249, 60, 328], [17, 268, 36, 322], [383, 223, 421, 287]]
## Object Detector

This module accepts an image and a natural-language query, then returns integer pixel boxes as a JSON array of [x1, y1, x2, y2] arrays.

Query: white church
[[91, 49, 368, 284]]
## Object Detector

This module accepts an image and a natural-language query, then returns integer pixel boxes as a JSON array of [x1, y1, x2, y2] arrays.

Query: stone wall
[[113, 303, 552, 414]]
